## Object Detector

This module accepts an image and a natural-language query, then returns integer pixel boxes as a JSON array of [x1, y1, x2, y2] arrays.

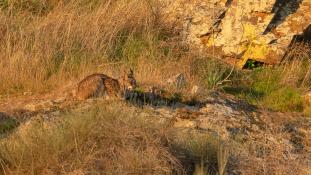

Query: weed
[[170, 131, 229, 175], [190, 58, 234, 90]]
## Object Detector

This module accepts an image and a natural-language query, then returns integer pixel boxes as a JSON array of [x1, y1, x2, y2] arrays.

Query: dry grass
[[0, 0, 234, 99], [280, 43, 311, 91], [1, 1, 310, 175], [0, 101, 184, 174], [0, 0, 161, 94], [168, 130, 229, 175]]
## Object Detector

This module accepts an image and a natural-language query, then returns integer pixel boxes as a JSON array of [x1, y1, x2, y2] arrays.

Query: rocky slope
[[160, 0, 311, 68], [0, 90, 310, 174]]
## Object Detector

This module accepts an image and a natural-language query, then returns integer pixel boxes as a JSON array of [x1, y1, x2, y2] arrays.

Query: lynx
[[76, 69, 137, 100], [120, 68, 137, 91]]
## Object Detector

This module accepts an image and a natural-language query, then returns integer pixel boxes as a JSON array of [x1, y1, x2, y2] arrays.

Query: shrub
[[190, 58, 234, 90]]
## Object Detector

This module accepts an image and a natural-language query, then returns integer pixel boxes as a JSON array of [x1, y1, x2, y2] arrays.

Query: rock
[[200, 104, 214, 113], [160, 0, 311, 68], [191, 85, 200, 95], [68, 170, 84, 175], [302, 91, 311, 105], [23, 91, 32, 96], [166, 73, 186, 88], [173, 118, 197, 128], [53, 97, 66, 104], [251, 124, 260, 132], [23, 103, 38, 112], [23, 100, 55, 112]]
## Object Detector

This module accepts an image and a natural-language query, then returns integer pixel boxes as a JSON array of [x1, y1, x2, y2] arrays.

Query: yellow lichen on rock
[[237, 24, 271, 68], [160, 0, 311, 68]]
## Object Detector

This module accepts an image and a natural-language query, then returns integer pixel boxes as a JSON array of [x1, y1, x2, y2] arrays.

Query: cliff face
[[161, 0, 311, 68]]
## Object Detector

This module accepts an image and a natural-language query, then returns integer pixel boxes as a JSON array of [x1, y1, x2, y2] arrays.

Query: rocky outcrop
[[160, 0, 311, 68]]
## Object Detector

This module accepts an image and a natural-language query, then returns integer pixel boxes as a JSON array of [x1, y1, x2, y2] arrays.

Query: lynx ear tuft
[[128, 68, 134, 78]]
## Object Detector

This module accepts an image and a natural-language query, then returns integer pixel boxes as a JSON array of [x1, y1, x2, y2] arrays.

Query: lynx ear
[[128, 68, 134, 77]]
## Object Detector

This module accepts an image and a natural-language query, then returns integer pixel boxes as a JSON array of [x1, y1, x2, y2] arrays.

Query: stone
[[23, 91, 32, 96], [23, 103, 38, 112], [173, 118, 197, 128], [166, 73, 186, 88], [53, 97, 66, 104], [302, 91, 311, 105], [191, 85, 200, 95], [200, 104, 214, 113], [23, 100, 55, 112]]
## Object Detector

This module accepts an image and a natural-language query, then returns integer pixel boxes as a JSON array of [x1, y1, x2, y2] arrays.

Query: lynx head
[[120, 68, 137, 91]]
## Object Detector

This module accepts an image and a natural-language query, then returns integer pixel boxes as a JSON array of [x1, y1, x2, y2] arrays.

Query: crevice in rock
[[242, 59, 265, 69], [200, 0, 232, 39], [225, 0, 233, 7]]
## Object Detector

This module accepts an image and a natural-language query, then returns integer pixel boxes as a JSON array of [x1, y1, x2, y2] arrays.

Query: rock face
[[160, 0, 311, 68]]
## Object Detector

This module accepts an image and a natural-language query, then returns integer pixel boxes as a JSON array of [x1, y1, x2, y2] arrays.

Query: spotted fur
[[76, 73, 121, 100], [76, 69, 136, 100]]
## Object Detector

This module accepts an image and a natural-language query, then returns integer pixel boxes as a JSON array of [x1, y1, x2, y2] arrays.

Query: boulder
[[160, 0, 311, 68]]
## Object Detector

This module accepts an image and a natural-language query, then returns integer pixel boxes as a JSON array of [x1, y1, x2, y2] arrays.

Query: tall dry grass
[[0, 0, 236, 100], [0, 0, 162, 94], [280, 43, 311, 91], [0, 101, 184, 174]]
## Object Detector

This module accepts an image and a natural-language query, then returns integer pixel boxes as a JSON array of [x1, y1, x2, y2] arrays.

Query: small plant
[[191, 58, 234, 90], [245, 60, 256, 69], [244, 59, 264, 69], [170, 131, 229, 175]]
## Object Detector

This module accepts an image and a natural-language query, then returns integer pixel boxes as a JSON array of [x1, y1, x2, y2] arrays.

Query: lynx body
[[76, 69, 137, 100]]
